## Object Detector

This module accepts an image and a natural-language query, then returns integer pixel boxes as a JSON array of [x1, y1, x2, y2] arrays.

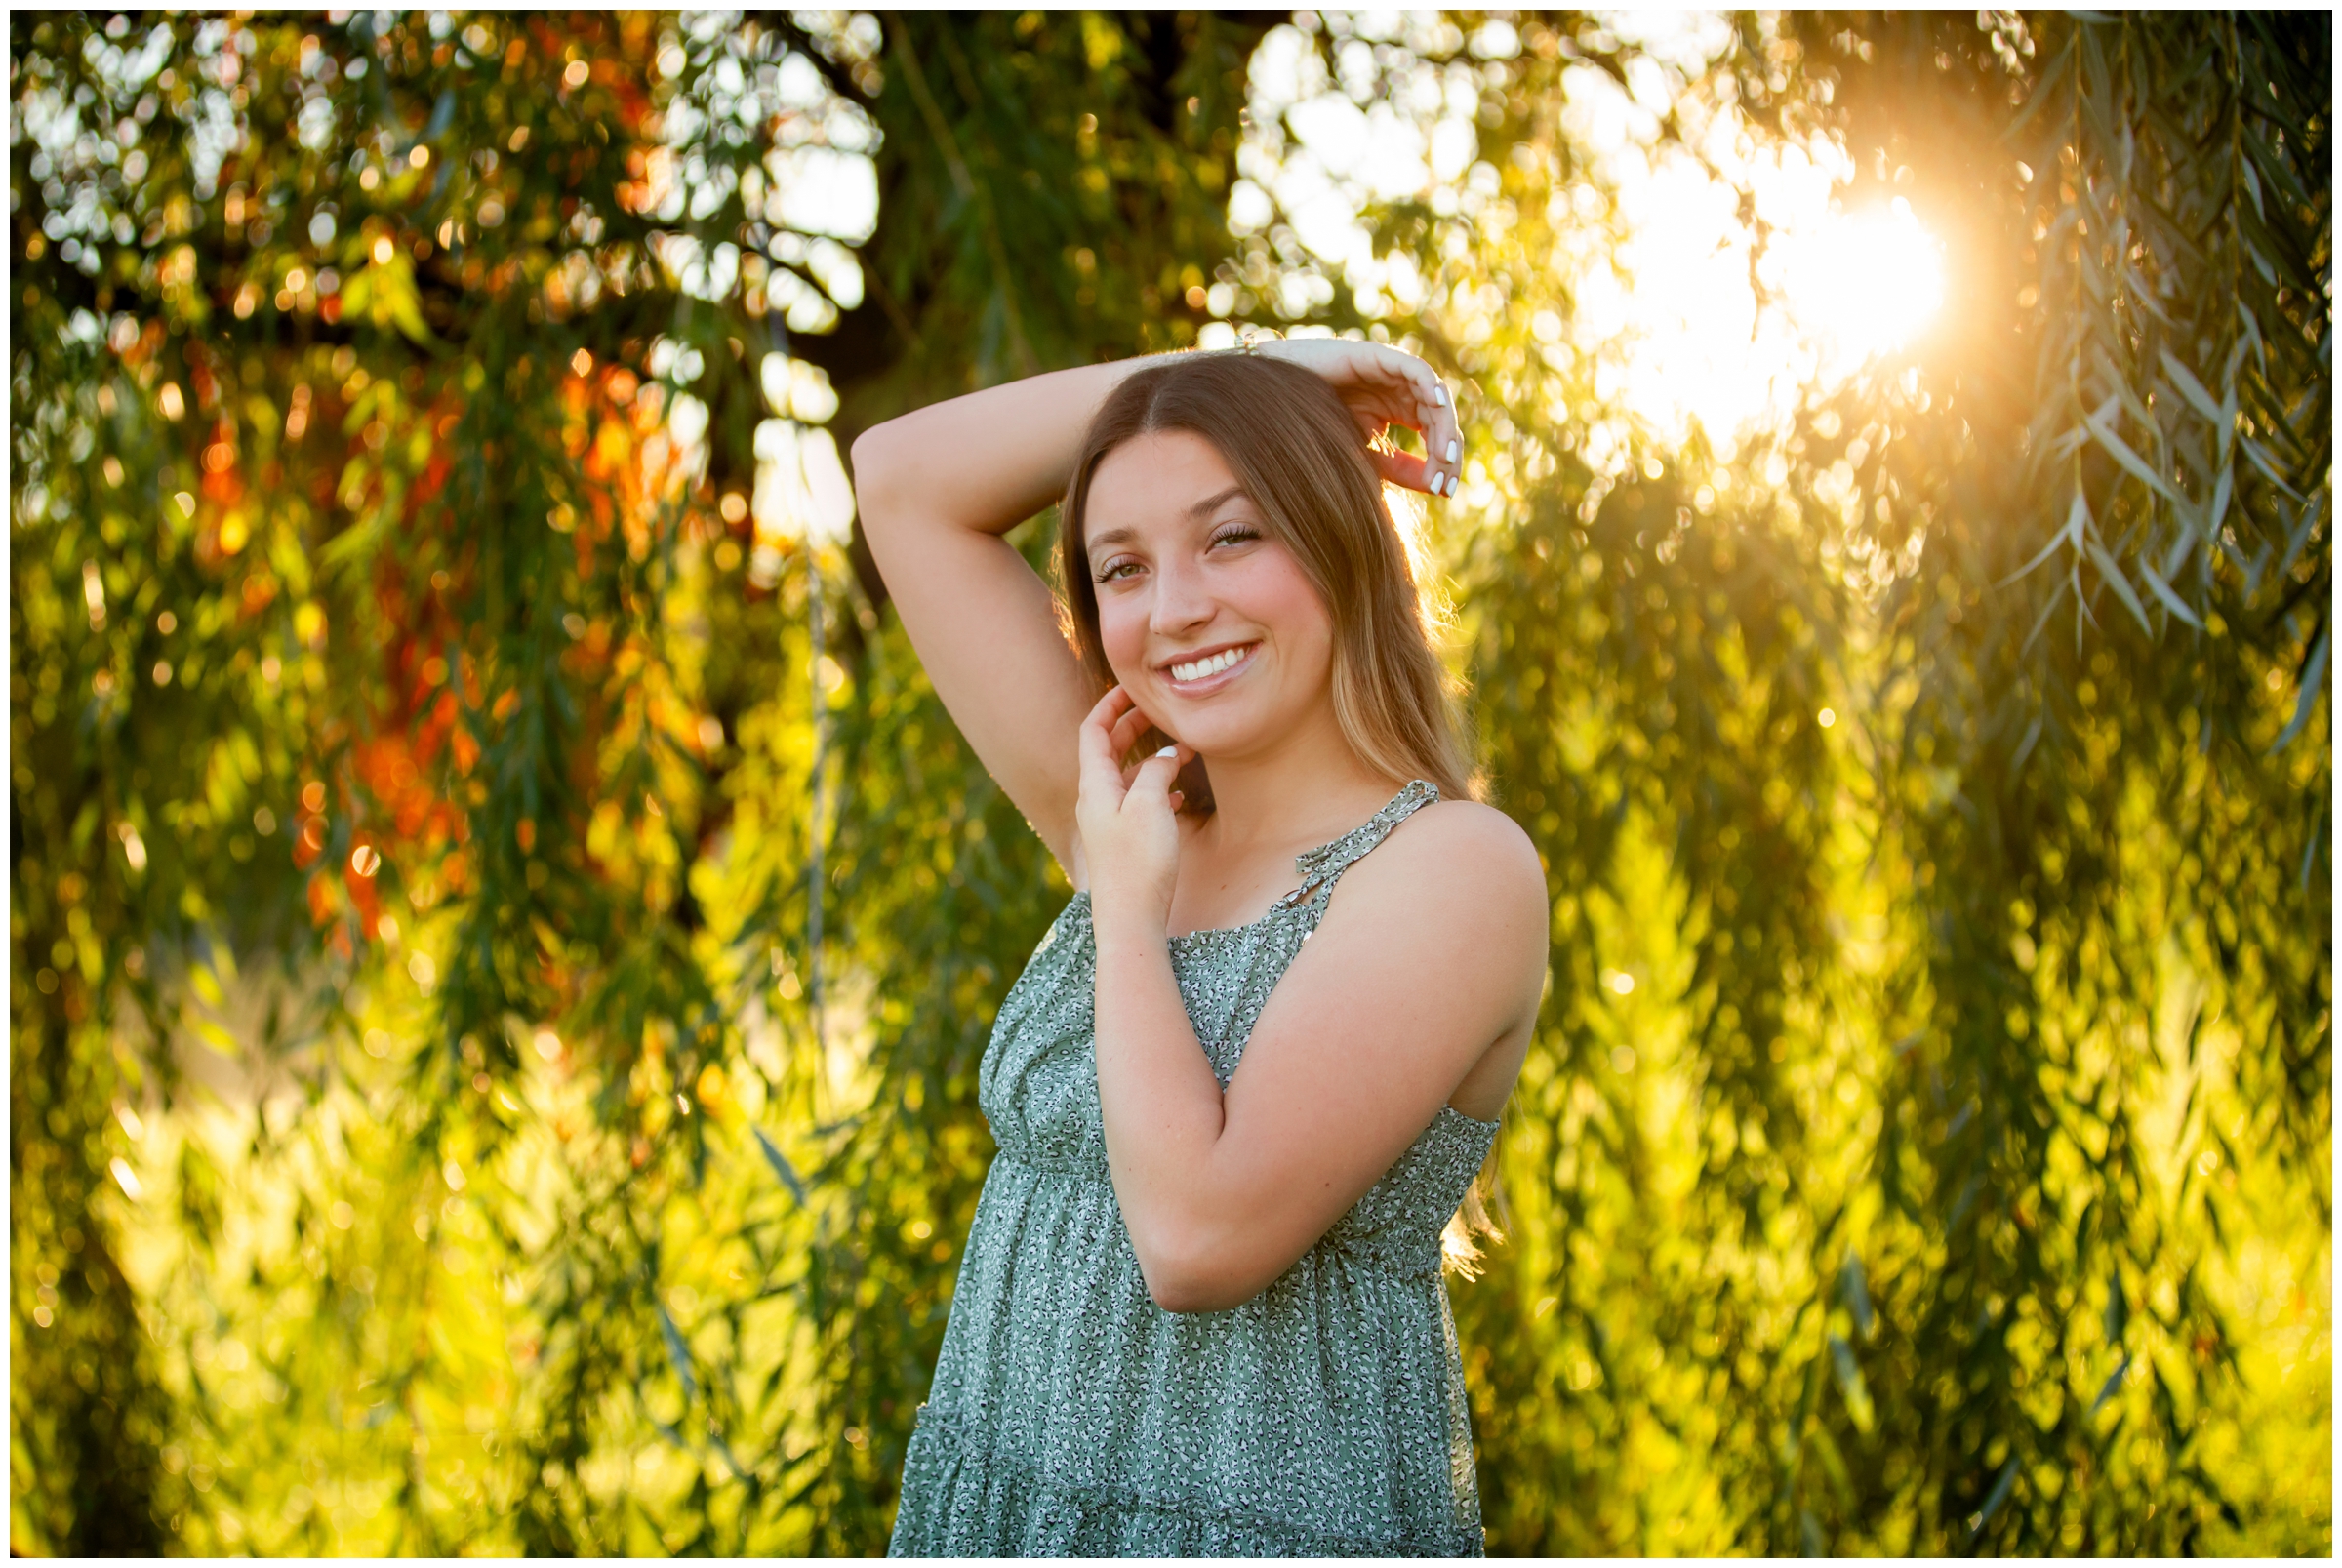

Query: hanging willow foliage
[[1262, 9, 2327, 1553], [10, 9, 1268, 1553], [9, 8, 2326, 1557]]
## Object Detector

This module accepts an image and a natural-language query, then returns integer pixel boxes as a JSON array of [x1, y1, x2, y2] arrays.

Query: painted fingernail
[[1155, 744, 1178, 758], [1433, 386, 1448, 407], [1444, 473, 1459, 497], [1445, 439, 1460, 462]]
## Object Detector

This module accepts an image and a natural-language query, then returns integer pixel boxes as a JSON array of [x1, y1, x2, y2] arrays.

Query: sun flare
[[1780, 198, 1946, 361]]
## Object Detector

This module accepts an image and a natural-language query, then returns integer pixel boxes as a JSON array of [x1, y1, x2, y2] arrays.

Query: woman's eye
[[1094, 559, 1141, 583], [1211, 525, 1260, 548]]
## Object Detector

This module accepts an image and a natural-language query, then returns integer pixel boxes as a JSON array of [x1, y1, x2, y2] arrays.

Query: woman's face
[[1083, 430, 1335, 763]]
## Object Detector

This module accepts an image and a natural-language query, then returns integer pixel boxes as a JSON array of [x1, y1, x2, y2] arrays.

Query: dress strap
[[1275, 780, 1441, 910]]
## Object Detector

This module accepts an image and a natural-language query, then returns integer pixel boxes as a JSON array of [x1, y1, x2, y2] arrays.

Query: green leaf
[[2270, 625, 2327, 754], [2081, 408, 2185, 507], [2084, 534, 2155, 637], [657, 1299, 700, 1406], [1828, 1333, 1874, 1433], [2157, 349, 2225, 428], [1999, 490, 2087, 588], [2135, 559, 2204, 629], [1838, 1252, 1876, 1341], [2089, 1352, 2132, 1418], [1967, 1457, 2019, 1534], [753, 1127, 808, 1207]]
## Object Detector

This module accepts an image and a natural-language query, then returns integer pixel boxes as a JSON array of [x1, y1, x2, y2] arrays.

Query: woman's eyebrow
[[1185, 484, 1248, 519], [1088, 487, 1249, 557]]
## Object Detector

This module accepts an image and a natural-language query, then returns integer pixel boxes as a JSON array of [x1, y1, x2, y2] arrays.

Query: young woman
[[853, 339, 1549, 1557]]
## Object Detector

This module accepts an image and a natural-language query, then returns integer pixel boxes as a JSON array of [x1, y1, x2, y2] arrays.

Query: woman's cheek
[[1098, 597, 1151, 690]]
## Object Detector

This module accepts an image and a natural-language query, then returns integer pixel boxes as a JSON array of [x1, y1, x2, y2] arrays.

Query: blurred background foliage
[[9, 8, 2327, 1556]]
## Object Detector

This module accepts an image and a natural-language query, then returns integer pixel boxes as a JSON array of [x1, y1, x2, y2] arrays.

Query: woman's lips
[[1160, 641, 1257, 694]]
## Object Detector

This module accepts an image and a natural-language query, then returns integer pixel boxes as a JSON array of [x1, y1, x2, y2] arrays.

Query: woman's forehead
[[1088, 430, 1246, 534]]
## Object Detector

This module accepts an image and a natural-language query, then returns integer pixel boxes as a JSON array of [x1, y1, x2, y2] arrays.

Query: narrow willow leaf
[[1999, 491, 2087, 588], [2081, 408, 2185, 506], [753, 1127, 808, 1206], [2241, 435, 2307, 501], [2084, 535, 2155, 636], [2000, 39, 2074, 142], [2280, 492, 2329, 581], [2238, 149, 2266, 221], [2157, 349, 2226, 427], [2135, 560, 2204, 629], [1828, 1333, 1875, 1433], [1968, 1457, 2020, 1534], [2270, 626, 2328, 755], [2207, 462, 2236, 539], [657, 1300, 700, 1405], [1840, 1252, 1876, 1341], [2089, 1352, 2133, 1418]]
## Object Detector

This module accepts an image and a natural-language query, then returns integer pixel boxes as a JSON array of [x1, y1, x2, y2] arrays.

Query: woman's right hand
[[1253, 337, 1464, 499]]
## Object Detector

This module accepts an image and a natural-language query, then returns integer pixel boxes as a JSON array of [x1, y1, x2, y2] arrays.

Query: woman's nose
[[1149, 558, 1214, 636]]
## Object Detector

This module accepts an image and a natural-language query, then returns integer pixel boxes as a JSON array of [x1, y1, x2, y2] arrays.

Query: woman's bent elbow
[[1136, 1240, 1260, 1315], [848, 427, 900, 523]]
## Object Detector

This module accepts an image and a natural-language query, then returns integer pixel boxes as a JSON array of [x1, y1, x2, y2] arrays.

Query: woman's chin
[[1155, 714, 1270, 764]]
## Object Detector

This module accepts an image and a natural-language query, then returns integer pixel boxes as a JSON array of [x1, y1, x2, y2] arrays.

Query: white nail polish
[[1446, 439, 1460, 462], [1433, 386, 1448, 407], [1155, 744, 1178, 758]]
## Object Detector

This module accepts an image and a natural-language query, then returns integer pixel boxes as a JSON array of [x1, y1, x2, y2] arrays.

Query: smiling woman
[[1059, 354, 1474, 823], [852, 342, 1549, 1555]]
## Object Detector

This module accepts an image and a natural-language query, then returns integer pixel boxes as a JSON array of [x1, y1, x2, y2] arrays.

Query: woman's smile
[[1160, 640, 1258, 693]]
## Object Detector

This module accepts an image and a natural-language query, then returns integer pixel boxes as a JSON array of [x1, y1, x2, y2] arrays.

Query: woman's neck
[[1192, 704, 1406, 863]]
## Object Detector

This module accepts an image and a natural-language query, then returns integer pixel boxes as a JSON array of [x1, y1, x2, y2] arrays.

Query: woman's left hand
[[1075, 687, 1189, 932]]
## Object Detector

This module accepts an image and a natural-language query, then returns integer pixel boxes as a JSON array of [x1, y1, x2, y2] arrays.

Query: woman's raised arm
[[852, 340, 1462, 872], [851, 357, 1174, 869]]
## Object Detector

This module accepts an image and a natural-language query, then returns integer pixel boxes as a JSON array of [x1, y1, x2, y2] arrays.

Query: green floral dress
[[889, 781, 1496, 1557]]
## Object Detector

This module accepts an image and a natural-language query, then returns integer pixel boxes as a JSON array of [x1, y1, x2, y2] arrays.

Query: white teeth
[[1169, 646, 1250, 683]]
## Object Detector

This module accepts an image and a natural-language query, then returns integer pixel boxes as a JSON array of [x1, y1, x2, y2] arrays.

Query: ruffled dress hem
[[893, 1405, 1484, 1558]]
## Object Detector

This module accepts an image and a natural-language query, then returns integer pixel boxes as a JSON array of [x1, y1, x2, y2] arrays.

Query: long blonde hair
[[1058, 352, 1474, 808]]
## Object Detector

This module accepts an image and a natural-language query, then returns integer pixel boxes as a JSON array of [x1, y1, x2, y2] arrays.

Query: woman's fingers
[[1414, 382, 1461, 498], [1130, 744, 1187, 809], [1367, 446, 1433, 494], [1284, 339, 1460, 498], [1106, 701, 1154, 763], [1361, 354, 1461, 499], [1078, 686, 1139, 793], [1086, 688, 1198, 810]]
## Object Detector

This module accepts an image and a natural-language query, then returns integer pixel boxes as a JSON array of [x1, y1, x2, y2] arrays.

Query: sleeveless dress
[[889, 780, 1497, 1557]]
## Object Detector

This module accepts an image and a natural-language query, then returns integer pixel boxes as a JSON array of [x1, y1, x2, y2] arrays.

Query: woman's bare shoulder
[[1405, 796, 1544, 874], [1345, 796, 1548, 933]]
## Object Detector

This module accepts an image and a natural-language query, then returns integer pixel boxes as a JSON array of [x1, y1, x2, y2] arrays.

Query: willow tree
[[11, 7, 2326, 1558], [1237, 9, 2327, 1553], [10, 9, 1263, 1552]]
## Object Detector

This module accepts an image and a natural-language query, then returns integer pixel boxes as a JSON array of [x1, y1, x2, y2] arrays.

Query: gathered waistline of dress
[[906, 1402, 1483, 1557], [988, 1147, 1448, 1283]]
